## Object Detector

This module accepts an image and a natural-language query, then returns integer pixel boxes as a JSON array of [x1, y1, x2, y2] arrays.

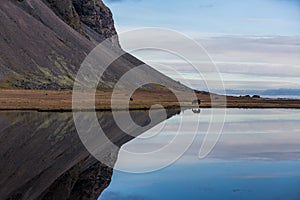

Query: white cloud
[[118, 32, 300, 90]]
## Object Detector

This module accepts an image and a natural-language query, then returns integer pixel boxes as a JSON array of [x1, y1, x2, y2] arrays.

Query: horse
[[192, 99, 201, 105]]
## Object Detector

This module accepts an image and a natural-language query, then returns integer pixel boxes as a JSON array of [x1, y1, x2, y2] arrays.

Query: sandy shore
[[0, 89, 300, 111]]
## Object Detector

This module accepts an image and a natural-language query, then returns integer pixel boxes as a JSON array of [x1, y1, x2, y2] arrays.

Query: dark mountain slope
[[44, 0, 118, 44], [0, 0, 92, 89], [0, 0, 188, 91]]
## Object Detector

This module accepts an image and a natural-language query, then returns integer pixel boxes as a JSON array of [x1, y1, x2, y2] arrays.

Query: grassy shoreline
[[0, 89, 300, 111]]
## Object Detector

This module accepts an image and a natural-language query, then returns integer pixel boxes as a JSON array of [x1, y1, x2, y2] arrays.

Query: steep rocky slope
[[0, 0, 187, 91], [44, 0, 118, 44]]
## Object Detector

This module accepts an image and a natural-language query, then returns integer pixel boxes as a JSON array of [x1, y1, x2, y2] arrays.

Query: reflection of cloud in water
[[118, 109, 300, 167]]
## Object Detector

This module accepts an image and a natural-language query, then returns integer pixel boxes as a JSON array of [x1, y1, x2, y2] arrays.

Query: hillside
[[0, 0, 188, 91]]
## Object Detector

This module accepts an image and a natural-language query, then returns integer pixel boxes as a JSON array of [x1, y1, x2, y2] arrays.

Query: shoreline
[[1, 89, 300, 112]]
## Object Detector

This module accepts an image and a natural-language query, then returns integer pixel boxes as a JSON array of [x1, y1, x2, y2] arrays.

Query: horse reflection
[[192, 108, 201, 114]]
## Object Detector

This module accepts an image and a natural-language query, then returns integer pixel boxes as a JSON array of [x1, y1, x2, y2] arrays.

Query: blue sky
[[104, 0, 300, 94], [105, 0, 300, 36]]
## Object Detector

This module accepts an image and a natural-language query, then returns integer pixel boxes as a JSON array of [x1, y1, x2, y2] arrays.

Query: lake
[[99, 109, 300, 200], [0, 110, 179, 199], [0, 109, 299, 199]]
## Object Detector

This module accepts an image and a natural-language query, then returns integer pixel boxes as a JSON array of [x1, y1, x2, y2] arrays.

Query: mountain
[[0, 0, 188, 91], [261, 89, 300, 96], [224, 89, 300, 99]]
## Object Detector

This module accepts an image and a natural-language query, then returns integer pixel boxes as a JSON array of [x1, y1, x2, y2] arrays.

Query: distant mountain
[[224, 89, 300, 98], [0, 0, 188, 91], [261, 89, 300, 96]]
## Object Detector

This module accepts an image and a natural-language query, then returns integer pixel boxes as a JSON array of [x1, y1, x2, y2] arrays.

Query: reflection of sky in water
[[99, 109, 300, 200]]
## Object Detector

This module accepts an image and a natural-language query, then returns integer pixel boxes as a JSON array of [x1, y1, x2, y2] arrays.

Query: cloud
[[119, 30, 300, 90], [195, 35, 300, 67]]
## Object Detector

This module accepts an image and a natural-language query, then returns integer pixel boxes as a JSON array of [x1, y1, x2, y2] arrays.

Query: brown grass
[[0, 89, 299, 111]]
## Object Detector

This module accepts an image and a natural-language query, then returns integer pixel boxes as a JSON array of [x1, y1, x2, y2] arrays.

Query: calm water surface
[[100, 109, 300, 200]]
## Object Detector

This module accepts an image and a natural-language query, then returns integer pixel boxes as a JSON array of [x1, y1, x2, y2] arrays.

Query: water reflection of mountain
[[0, 110, 180, 200]]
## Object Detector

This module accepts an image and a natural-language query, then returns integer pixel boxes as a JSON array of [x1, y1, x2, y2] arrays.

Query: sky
[[104, 0, 300, 94], [105, 0, 300, 36]]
